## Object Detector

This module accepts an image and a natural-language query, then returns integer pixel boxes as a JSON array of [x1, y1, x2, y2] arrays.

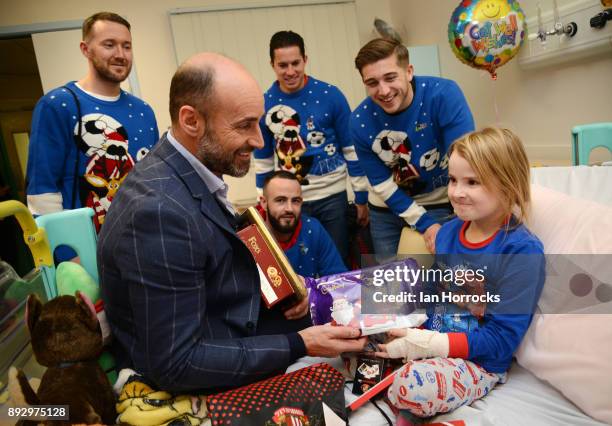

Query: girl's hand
[[423, 223, 442, 254], [374, 328, 410, 358], [375, 328, 449, 361]]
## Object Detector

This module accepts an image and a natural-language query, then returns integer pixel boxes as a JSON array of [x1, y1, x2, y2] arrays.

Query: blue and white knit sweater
[[255, 76, 368, 204], [349, 76, 474, 232]]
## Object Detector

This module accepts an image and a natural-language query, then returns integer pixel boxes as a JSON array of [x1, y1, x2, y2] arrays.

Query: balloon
[[448, 0, 526, 79]]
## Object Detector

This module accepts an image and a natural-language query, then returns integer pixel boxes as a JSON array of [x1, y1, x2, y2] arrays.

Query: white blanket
[[288, 358, 605, 425]]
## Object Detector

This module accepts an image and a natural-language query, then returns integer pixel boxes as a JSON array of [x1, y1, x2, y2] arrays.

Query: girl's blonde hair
[[448, 127, 531, 225]]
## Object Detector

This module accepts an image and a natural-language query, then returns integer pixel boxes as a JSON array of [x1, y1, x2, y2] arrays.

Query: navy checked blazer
[[98, 135, 298, 393]]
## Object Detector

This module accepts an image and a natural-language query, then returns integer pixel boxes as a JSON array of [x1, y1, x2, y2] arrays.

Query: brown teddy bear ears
[[75, 290, 99, 331], [26, 293, 42, 334]]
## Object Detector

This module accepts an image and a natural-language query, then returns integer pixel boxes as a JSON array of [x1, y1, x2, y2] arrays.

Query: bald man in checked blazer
[[98, 52, 366, 394]]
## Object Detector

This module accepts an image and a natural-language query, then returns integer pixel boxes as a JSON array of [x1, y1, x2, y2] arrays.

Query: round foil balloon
[[448, 0, 526, 78]]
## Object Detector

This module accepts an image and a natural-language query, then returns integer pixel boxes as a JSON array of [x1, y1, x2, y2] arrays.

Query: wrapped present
[[306, 258, 427, 336], [237, 206, 306, 309], [208, 363, 345, 425]]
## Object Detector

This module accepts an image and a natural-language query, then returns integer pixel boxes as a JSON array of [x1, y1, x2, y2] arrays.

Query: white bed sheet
[[430, 362, 606, 426], [287, 358, 605, 425], [530, 166, 612, 206]]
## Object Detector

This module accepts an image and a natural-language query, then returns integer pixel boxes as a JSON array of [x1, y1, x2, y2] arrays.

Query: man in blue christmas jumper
[[350, 37, 474, 258], [254, 30, 369, 268], [259, 170, 347, 280], [26, 12, 158, 234]]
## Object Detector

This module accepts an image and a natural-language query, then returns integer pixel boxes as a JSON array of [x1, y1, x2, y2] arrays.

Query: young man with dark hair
[[350, 38, 475, 258], [26, 11, 158, 232], [267, 30, 305, 71], [260, 170, 347, 278], [254, 30, 369, 268]]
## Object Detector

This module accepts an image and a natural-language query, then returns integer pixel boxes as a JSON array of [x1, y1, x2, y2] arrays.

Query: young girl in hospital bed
[[375, 127, 546, 423]]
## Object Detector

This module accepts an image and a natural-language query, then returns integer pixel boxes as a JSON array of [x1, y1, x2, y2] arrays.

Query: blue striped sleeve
[[350, 121, 434, 231], [332, 87, 368, 204]]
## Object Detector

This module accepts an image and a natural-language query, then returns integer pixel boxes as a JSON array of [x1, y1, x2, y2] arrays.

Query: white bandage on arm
[[386, 328, 449, 362]]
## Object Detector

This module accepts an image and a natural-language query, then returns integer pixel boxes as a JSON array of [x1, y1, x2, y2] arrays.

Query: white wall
[[31, 29, 134, 94], [169, 3, 365, 109], [388, 0, 612, 165], [0, 0, 393, 133]]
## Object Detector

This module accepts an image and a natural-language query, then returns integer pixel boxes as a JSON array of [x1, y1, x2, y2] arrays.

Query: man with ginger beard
[[26, 12, 158, 236], [98, 52, 366, 393], [260, 171, 347, 279]]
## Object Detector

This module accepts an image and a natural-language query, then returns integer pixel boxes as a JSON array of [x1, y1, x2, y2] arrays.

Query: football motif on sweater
[[265, 104, 307, 160], [265, 104, 313, 183], [372, 129, 422, 188], [419, 147, 440, 172], [78, 113, 135, 231], [306, 130, 325, 147]]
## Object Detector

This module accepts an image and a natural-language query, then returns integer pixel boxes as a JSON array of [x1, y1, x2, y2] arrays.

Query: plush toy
[[56, 262, 116, 384], [56, 262, 99, 302], [12, 292, 116, 425]]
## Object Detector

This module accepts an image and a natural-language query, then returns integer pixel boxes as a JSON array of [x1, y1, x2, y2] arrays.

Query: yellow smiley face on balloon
[[472, 0, 512, 21], [448, 0, 526, 78]]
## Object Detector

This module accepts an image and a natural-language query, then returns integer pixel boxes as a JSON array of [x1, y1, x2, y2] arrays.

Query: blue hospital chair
[[571, 123, 612, 165]]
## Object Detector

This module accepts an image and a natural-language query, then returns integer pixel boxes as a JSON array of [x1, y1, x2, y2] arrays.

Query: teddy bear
[[11, 291, 116, 425]]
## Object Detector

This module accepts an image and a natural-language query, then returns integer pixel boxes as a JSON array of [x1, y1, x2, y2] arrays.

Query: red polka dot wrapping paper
[[207, 362, 346, 425]]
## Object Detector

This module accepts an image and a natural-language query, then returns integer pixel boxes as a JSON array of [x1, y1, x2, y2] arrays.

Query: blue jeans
[[369, 205, 454, 260], [302, 191, 349, 268]]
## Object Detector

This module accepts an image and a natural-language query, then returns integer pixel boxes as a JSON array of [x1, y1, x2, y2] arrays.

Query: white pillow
[[526, 184, 612, 254], [516, 184, 612, 424]]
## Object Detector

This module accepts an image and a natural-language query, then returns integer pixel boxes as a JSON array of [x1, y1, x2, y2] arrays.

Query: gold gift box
[[237, 206, 307, 308]]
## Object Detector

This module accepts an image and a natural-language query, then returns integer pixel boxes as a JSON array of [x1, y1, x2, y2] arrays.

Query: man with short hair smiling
[[260, 170, 347, 279], [350, 38, 474, 258], [99, 52, 366, 393], [26, 12, 158, 233], [254, 30, 369, 268]]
